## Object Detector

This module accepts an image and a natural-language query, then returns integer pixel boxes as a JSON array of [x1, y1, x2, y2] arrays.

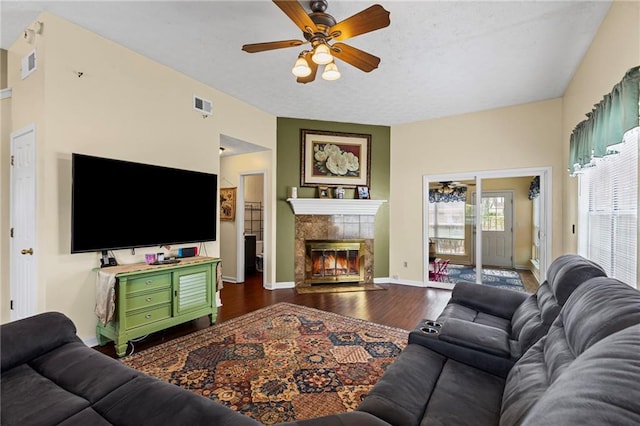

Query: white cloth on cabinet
[[95, 270, 117, 325]]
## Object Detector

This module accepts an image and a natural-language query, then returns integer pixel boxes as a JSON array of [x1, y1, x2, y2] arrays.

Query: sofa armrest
[[449, 281, 529, 320], [1, 312, 81, 372], [408, 329, 516, 378], [438, 318, 511, 357]]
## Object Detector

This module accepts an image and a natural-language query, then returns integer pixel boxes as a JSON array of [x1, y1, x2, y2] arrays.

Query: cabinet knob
[[145, 280, 152, 285], [145, 297, 152, 302], [145, 313, 152, 319]]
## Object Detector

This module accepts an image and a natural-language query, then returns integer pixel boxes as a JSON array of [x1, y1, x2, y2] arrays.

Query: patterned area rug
[[444, 265, 526, 291], [122, 302, 408, 424]]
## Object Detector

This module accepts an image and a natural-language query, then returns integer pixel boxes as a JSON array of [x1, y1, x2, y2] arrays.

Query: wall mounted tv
[[71, 153, 217, 254]]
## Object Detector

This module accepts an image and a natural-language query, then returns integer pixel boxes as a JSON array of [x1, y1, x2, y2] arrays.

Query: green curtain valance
[[569, 66, 639, 174]]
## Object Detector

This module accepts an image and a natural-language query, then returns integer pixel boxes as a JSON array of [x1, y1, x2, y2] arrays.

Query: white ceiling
[[2, 1, 611, 127]]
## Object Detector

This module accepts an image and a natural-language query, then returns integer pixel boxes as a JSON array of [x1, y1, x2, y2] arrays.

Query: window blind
[[578, 127, 638, 286]]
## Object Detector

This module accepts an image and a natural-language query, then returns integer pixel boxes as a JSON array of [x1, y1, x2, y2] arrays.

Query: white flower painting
[[313, 143, 360, 176]]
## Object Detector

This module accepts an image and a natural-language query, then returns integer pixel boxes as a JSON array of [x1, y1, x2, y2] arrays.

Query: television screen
[[71, 153, 217, 253]]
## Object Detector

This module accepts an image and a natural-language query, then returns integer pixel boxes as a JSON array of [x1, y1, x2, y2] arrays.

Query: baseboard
[[83, 336, 99, 348], [426, 281, 455, 290], [387, 277, 429, 287], [384, 277, 454, 290], [268, 281, 295, 290], [222, 275, 237, 283], [514, 264, 532, 270]]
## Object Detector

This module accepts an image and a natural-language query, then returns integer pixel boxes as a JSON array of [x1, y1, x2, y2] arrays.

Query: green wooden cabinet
[[96, 257, 220, 357]]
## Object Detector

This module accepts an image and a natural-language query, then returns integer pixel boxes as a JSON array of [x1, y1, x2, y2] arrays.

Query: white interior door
[[480, 191, 514, 267], [10, 124, 37, 321]]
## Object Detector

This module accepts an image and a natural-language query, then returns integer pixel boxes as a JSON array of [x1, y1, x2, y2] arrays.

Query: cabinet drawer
[[127, 289, 172, 311], [126, 304, 171, 328], [125, 273, 171, 295]]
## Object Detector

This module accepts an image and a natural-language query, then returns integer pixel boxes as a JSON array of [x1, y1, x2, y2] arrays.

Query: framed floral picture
[[220, 187, 236, 221], [301, 129, 371, 188]]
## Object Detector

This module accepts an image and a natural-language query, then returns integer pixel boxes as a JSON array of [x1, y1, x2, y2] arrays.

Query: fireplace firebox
[[305, 239, 365, 284]]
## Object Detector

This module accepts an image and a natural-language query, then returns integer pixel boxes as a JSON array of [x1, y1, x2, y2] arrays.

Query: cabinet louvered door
[[174, 265, 211, 315]]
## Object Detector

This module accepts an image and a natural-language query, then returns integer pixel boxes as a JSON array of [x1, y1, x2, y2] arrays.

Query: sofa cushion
[[501, 277, 640, 424], [421, 358, 504, 426], [30, 341, 139, 403], [438, 282, 528, 327], [508, 282, 558, 355], [92, 374, 261, 426], [357, 344, 505, 426], [1, 312, 81, 373], [519, 323, 640, 425], [510, 255, 605, 355], [1, 363, 91, 425], [357, 344, 447, 426]]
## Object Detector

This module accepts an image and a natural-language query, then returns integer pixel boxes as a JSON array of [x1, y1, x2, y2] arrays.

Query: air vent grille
[[21, 49, 37, 80], [193, 95, 213, 115]]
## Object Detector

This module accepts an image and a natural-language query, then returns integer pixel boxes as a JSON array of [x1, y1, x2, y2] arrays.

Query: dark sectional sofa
[[2, 255, 640, 426]]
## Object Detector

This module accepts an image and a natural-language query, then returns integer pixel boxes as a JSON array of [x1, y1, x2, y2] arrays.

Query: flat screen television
[[71, 153, 217, 253]]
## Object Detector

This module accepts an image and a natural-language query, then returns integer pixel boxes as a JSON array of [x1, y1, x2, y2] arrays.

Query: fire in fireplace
[[305, 240, 365, 284]]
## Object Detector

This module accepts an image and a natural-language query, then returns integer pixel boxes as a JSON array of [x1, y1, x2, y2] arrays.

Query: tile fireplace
[[288, 198, 387, 293]]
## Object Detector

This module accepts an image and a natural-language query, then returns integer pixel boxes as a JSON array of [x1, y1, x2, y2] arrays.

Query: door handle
[[21, 248, 34, 255]]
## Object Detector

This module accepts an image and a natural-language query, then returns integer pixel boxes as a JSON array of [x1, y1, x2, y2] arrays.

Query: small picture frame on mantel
[[318, 186, 331, 199], [356, 186, 370, 199]]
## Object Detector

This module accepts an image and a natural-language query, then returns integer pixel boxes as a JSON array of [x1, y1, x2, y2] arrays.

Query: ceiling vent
[[21, 49, 37, 80], [193, 95, 213, 115]]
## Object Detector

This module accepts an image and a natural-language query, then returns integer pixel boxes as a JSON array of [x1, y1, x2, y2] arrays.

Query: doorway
[[424, 167, 552, 288], [236, 171, 266, 285]]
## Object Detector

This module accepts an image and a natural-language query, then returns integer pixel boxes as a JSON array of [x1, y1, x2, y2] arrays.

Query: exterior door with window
[[480, 191, 514, 267]]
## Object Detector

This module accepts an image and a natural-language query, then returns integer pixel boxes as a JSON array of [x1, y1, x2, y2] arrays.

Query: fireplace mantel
[[287, 198, 387, 216]]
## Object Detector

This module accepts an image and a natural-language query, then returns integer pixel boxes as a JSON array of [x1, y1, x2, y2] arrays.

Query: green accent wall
[[276, 117, 391, 283]]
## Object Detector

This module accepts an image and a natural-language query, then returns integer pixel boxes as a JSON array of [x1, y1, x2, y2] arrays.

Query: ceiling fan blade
[[331, 43, 380, 72], [329, 5, 390, 41], [242, 39, 305, 53], [273, 0, 318, 35], [297, 52, 318, 84]]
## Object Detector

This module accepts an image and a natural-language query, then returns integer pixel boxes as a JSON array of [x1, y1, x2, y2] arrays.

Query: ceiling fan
[[431, 181, 471, 194], [241, 0, 390, 84]]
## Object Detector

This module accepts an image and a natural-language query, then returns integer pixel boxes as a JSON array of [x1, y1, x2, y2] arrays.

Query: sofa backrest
[[509, 254, 606, 354], [500, 277, 640, 425], [1, 311, 81, 373], [545, 254, 606, 305]]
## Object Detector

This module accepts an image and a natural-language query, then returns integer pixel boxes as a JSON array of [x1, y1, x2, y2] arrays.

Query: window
[[578, 127, 638, 286], [429, 201, 466, 254], [481, 196, 505, 231]]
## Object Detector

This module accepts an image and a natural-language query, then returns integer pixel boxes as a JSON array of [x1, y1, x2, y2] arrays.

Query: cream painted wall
[[562, 0, 640, 253], [219, 151, 271, 283], [3, 13, 276, 340], [483, 177, 534, 268], [390, 99, 562, 283]]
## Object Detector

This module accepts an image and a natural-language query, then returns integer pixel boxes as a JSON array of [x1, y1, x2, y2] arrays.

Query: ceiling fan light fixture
[[292, 54, 312, 77], [312, 43, 333, 65], [322, 62, 341, 81]]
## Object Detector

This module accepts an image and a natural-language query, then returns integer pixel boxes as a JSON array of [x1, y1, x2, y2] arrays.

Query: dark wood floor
[[95, 269, 538, 358]]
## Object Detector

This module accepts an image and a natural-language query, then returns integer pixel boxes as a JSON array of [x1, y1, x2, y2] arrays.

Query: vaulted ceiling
[[2, 1, 611, 126]]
